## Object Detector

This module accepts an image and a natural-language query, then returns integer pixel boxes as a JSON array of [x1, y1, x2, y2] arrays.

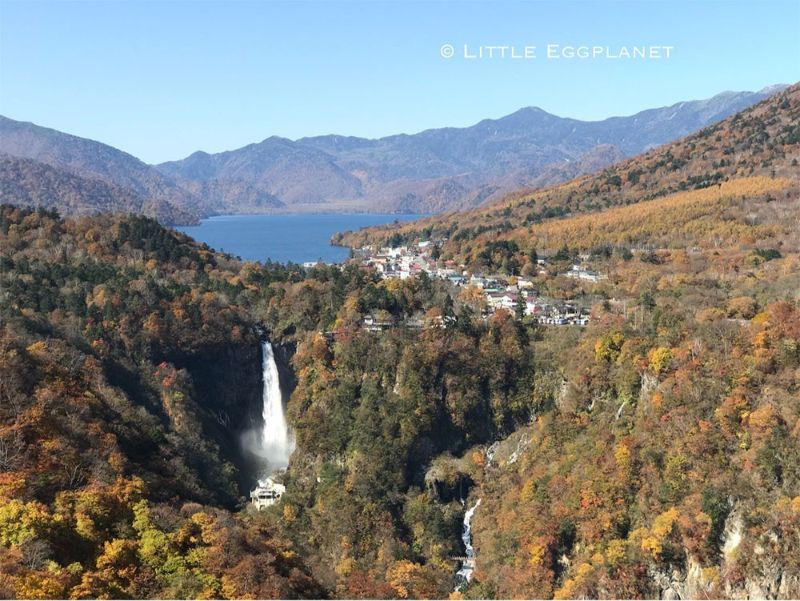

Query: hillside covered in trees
[[0, 206, 544, 598], [336, 84, 800, 262], [323, 82, 800, 598], [0, 117, 205, 225], [0, 83, 799, 600], [0, 155, 197, 226]]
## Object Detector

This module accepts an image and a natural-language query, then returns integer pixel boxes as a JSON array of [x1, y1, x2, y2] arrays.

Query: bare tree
[[0, 429, 25, 472]]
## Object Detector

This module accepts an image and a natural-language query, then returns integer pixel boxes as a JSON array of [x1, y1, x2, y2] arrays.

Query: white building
[[487, 292, 519, 312], [250, 478, 286, 510], [564, 265, 605, 282]]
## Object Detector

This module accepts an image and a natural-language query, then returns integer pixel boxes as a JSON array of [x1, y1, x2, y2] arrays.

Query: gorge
[[0, 84, 798, 600]]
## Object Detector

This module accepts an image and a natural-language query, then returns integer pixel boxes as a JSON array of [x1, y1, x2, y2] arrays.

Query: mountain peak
[[501, 106, 558, 121], [258, 135, 294, 145]]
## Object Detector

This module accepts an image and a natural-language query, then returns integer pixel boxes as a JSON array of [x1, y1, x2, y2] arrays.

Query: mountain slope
[[169, 138, 362, 207], [333, 83, 800, 600], [336, 83, 800, 257], [158, 87, 785, 213], [0, 87, 784, 221], [0, 116, 204, 223], [0, 207, 329, 598], [0, 154, 196, 224], [2, 82, 799, 599]]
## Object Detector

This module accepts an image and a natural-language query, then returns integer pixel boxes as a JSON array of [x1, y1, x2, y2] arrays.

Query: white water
[[455, 498, 482, 591], [244, 341, 293, 473]]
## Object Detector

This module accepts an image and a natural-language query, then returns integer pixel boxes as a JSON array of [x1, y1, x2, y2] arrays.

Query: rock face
[[722, 507, 744, 561], [179, 333, 267, 498], [424, 453, 474, 503], [271, 340, 298, 402], [647, 507, 800, 600], [649, 559, 705, 600]]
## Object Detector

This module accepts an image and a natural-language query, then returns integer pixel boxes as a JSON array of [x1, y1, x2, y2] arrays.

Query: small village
[[342, 240, 607, 330]]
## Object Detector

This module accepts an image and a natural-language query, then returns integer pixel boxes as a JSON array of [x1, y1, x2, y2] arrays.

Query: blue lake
[[175, 213, 425, 264]]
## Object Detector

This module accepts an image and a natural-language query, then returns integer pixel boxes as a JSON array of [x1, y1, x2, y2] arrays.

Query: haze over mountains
[[0, 86, 786, 223]]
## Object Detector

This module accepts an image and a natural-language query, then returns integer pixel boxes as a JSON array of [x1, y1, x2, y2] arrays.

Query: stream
[[455, 498, 482, 591]]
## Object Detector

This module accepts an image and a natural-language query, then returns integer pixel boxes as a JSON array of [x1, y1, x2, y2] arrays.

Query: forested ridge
[[0, 82, 799, 600], [0, 208, 326, 597], [0, 117, 205, 225]]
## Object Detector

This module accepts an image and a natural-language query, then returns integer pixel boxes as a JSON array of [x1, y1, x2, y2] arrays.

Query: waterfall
[[257, 341, 293, 471], [455, 498, 482, 591]]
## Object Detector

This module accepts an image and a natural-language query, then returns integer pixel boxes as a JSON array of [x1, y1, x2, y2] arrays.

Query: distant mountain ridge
[[0, 85, 787, 222], [157, 86, 787, 213], [0, 115, 206, 223]]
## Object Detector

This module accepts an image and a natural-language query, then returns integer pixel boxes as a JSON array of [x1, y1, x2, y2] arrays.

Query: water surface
[[176, 213, 424, 264]]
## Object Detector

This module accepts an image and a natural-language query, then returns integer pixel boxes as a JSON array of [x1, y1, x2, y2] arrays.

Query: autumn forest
[[1, 74, 799, 601]]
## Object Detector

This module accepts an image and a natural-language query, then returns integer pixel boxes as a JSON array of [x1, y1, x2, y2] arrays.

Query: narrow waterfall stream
[[258, 341, 292, 469], [248, 341, 294, 509], [455, 498, 482, 591]]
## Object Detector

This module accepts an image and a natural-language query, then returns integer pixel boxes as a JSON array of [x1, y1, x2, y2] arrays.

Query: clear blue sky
[[1, 0, 798, 163]]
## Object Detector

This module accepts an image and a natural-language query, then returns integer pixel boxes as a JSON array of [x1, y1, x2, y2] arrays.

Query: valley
[[3, 0, 800, 597], [1, 82, 798, 599]]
